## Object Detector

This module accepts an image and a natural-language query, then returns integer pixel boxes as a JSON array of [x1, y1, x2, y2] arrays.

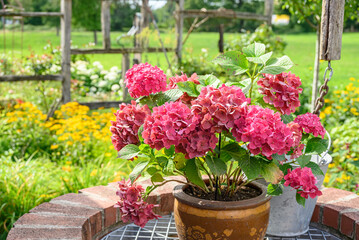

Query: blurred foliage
[[225, 24, 287, 54]]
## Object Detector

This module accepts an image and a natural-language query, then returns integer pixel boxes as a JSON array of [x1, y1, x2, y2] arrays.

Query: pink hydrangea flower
[[142, 101, 197, 150], [294, 113, 326, 138], [191, 85, 250, 133], [287, 122, 304, 159], [258, 72, 303, 115], [115, 179, 160, 228], [175, 116, 218, 159], [125, 63, 167, 98], [110, 101, 150, 154], [167, 72, 199, 89], [284, 167, 322, 199], [143, 101, 217, 158], [240, 106, 294, 158], [167, 73, 200, 106]]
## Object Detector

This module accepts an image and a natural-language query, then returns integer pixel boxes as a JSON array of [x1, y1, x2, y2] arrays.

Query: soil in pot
[[184, 184, 262, 201], [173, 182, 271, 240]]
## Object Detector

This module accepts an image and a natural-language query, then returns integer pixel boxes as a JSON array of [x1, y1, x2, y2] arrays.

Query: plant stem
[[215, 133, 222, 200]]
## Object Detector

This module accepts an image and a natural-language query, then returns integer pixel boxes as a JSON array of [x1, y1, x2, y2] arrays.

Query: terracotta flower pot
[[173, 182, 271, 240]]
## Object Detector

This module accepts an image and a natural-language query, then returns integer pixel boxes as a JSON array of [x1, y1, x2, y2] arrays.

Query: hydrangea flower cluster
[[142, 101, 196, 150], [192, 85, 250, 133], [287, 122, 305, 159], [125, 63, 167, 98], [143, 101, 217, 158], [175, 117, 218, 159], [284, 167, 323, 199], [110, 101, 150, 153], [258, 72, 303, 115], [167, 72, 199, 89], [294, 113, 326, 138], [240, 106, 294, 158], [167, 73, 200, 106], [115, 179, 160, 228]]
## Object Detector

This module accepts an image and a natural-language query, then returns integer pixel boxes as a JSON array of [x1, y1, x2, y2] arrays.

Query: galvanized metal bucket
[[261, 132, 332, 237]]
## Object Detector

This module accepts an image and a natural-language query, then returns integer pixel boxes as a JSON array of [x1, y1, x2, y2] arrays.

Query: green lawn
[[1, 29, 358, 87]]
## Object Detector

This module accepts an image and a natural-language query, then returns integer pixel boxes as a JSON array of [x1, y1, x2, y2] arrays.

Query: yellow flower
[[66, 161, 72, 164], [66, 141, 73, 146], [324, 174, 330, 183], [319, 112, 325, 119], [50, 145, 59, 150], [90, 169, 98, 176], [105, 152, 112, 157], [328, 163, 335, 168], [349, 77, 356, 81], [62, 166, 71, 172], [336, 177, 343, 183]]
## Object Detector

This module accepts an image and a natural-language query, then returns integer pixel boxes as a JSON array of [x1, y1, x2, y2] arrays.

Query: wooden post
[[311, 27, 321, 111], [133, 13, 141, 64], [101, 0, 111, 49], [61, 0, 71, 103], [133, 0, 149, 64], [218, 24, 224, 53], [264, 0, 274, 26], [320, 0, 345, 60], [175, 0, 184, 63], [122, 54, 130, 101]]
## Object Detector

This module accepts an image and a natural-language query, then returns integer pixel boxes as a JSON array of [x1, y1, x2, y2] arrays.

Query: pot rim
[[173, 181, 271, 210]]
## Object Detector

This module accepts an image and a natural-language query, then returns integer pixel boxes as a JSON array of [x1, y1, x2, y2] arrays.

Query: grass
[[1, 29, 359, 88]]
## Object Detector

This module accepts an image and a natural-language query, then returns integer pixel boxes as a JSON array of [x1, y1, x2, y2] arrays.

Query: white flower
[[105, 72, 117, 81], [98, 80, 107, 87], [110, 66, 119, 72], [90, 75, 99, 80], [201, 48, 208, 53], [111, 84, 120, 91], [90, 87, 97, 92], [100, 70, 108, 75], [93, 61, 103, 70]]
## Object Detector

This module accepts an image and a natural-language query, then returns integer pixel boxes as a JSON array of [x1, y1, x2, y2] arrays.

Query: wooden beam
[[78, 101, 128, 110], [320, 0, 345, 60], [71, 47, 176, 55], [0, 75, 63, 82], [61, 0, 72, 103], [181, 9, 268, 21], [0, 11, 63, 17], [101, 0, 111, 49], [264, 0, 274, 26], [218, 24, 224, 53], [175, 0, 184, 63]]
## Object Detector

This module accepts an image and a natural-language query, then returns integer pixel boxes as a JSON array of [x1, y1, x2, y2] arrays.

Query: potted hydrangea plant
[[110, 43, 329, 240]]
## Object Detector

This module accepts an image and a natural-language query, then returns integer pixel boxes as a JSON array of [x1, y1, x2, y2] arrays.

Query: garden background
[[1, 0, 359, 239]]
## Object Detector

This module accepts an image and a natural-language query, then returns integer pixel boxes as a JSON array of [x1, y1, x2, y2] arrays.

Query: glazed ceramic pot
[[173, 182, 271, 240]]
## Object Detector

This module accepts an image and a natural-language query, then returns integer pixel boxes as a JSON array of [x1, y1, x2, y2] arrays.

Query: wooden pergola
[[0, 0, 275, 109]]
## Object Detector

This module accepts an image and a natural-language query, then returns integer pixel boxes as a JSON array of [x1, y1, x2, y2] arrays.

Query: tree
[[41, 0, 60, 35], [72, 0, 101, 45]]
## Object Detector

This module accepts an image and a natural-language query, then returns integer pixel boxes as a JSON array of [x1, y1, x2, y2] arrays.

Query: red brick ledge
[[7, 178, 359, 240]]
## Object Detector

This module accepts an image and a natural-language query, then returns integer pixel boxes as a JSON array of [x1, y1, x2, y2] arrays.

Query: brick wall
[[7, 178, 359, 240]]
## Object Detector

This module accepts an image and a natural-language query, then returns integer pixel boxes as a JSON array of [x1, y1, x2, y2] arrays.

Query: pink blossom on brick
[[258, 72, 303, 115], [191, 84, 250, 133], [125, 63, 167, 98], [115, 179, 160, 228], [294, 113, 326, 138], [284, 167, 322, 199], [142, 101, 196, 150], [241, 106, 293, 158], [110, 101, 150, 154]]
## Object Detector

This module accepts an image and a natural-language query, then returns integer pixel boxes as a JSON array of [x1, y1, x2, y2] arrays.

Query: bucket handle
[[318, 130, 332, 165]]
